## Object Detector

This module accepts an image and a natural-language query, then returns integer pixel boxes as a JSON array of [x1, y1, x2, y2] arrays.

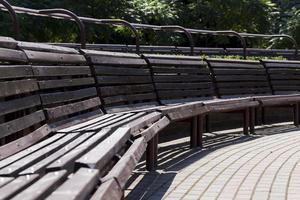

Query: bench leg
[[261, 107, 266, 125], [250, 107, 255, 134], [293, 103, 300, 127], [197, 115, 204, 148], [205, 114, 211, 133], [146, 135, 158, 171], [243, 108, 250, 135], [254, 108, 259, 125], [190, 117, 198, 148]]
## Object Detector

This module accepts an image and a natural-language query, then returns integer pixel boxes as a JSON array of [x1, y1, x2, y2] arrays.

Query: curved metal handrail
[[132, 23, 195, 56], [79, 18, 140, 54], [38, 9, 86, 49], [240, 33, 298, 59], [0, 0, 20, 40], [187, 29, 247, 59]]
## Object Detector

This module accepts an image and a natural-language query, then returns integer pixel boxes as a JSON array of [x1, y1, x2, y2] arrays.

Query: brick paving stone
[[125, 124, 300, 200]]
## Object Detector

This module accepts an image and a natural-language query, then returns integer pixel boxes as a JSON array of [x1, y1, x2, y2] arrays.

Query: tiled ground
[[125, 123, 300, 200]]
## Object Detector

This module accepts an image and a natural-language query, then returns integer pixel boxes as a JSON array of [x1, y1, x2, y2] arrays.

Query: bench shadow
[[125, 123, 300, 200]]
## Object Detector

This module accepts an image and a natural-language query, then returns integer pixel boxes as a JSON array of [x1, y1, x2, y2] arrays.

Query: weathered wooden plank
[[46, 168, 99, 200], [207, 101, 259, 112], [103, 113, 147, 131], [213, 68, 266, 75], [218, 87, 270, 95], [103, 93, 156, 105], [0, 110, 45, 139], [0, 79, 38, 98], [19, 133, 93, 175], [158, 89, 213, 99], [140, 117, 170, 141], [124, 112, 162, 134], [46, 97, 101, 120], [38, 77, 95, 90], [90, 179, 122, 200], [0, 65, 32, 79], [154, 75, 211, 83], [46, 129, 111, 172], [32, 66, 91, 77], [218, 81, 270, 88], [12, 170, 68, 200], [0, 174, 39, 200], [57, 114, 115, 133], [270, 74, 300, 80], [88, 55, 146, 66], [0, 133, 81, 176], [155, 82, 212, 90], [206, 59, 261, 68], [0, 48, 28, 63], [106, 102, 159, 114], [40, 87, 97, 105], [0, 134, 64, 167], [272, 85, 300, 91], [24, 50, 87, 64], [0, 37, 17, 49], [0, 95, 41, 116], [18, 42, 80, 54], [75, 127, 131, 170], [97, 76, 152, 84], [0, 177, 14, 188], [0, 124, 51, 160], [152, 66, 209, 74], [94, 65, 150, 75], [100, 84, 154, 97], [215, 75, 267, 82], [146, 58, 203, 66]]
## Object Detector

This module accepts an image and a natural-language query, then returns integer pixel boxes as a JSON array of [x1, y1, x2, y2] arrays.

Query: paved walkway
[[125, 123, 300, 200]]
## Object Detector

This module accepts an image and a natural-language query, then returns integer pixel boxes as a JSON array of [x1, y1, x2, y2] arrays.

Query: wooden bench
[[0, 40, 167, 199]]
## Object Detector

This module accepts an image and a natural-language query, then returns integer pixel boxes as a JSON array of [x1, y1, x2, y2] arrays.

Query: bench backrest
[[143, 54, 215, 104], [19, 43, 103, 130], [206, 59, 272, 98], [82, 50, 159, 113], [262, 60, 300, 95], [0, 38, 51, 159]]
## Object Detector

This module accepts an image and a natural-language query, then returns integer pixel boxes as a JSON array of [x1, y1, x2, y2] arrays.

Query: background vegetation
[[0, 0, 299, 49]]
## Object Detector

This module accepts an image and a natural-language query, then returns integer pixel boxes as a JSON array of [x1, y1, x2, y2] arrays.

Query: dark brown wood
[[0, 48, 28, 63], [191, 117, 198, 148], [140, 117, 170, 141], [294, 103, 299, 127], [250, 107, 255, 134], [146, 135, 156, 171], [12, 170, 68, 200], [197, 115, 204, 148], [46, 168, 99, 200], [243, 108, 250, 135], [0, 79, 38, 98], [0, 174, 39, 200], [90, 179, 123, 200]]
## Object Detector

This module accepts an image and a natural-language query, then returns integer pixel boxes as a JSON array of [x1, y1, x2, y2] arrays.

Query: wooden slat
[[213, 68, 266, 75], [18, 42, 80, 54], [88, 55, 146, 66], [33, 66, 91, 77], [97, 76, 152, 84], [0, 134, 64, 168], [100, 84, 154, 97], [12, 170, 68, 200], [75, 127, 131, 170], [156, 82, 212, 90], [40, 87, 97, 105], [38, 77, 95, 90], [140, 117, 170, 142], [94, 65, 149, 75], [46, 129, 111, 172], [90, 179, 122, 200], [146, 58, 203, 66], [46, 97, 101, 120], [24, 50, 87, 64], [46, 168, 99, 200], [103, 93, 156, 105], [0, 65, 32, 79], [125, 112, 162, 134], [0, 48, 28, 63], [154, 75, 210, 83], [152, 66, 209, 74], [19, 133, 94, 175], [215, 75, 267, 82], [0, 177, 14, 188], [0, 95, 41, 116], [218, 87, 270, 95], [0, 174, 39, 200], [158, 89, 213, 99], [0, 133, 81, 176], [0, 124, 51, 160], [0, 79, 38, 98], [0, 110, 45, 139], [0, 36, 17, 49], [218, 81, 269, 88], [270, 74, 300, 80]]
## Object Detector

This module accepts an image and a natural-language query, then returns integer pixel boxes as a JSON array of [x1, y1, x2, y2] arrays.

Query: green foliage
[[0, 0, 298, 50]]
